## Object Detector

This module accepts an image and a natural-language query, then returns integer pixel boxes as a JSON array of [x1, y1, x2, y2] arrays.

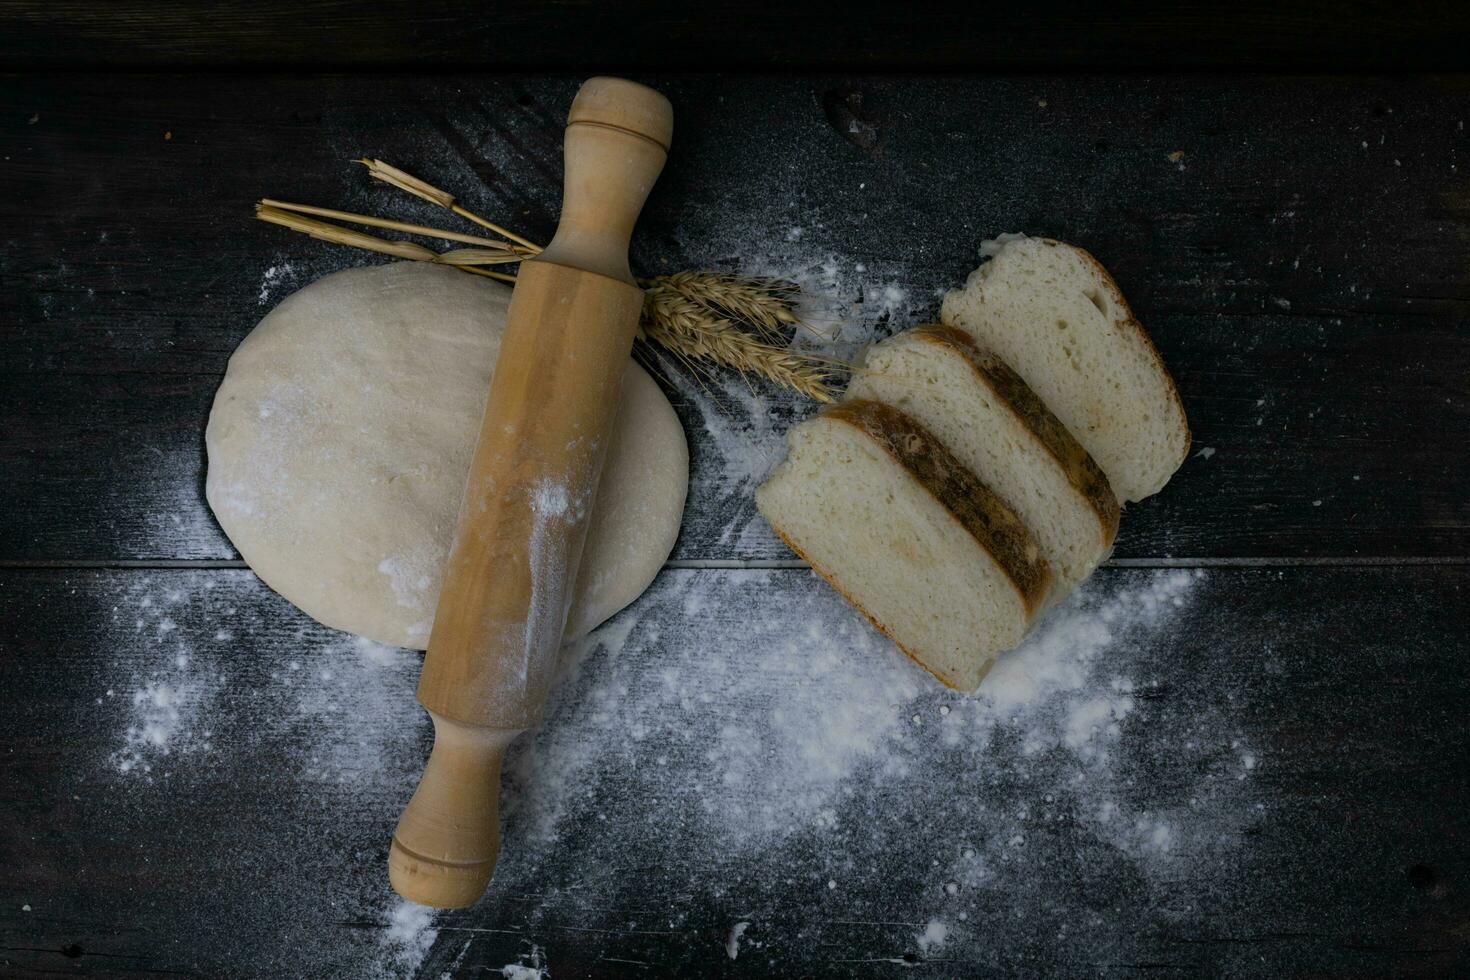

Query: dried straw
[[356, 159, 542, 253], [256, 162, 838, 399], [254, 204, 519, 282], [259, 199, 517, 250]]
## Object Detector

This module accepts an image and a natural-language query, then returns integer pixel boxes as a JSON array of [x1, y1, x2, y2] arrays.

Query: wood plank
[[3, 1, 1470, 72], [2, 74, 1468, 562], [1, 565, 1467, 976]]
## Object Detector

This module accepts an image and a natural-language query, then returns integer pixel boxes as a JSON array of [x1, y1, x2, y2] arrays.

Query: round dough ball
[[206, 262, 688, 649]]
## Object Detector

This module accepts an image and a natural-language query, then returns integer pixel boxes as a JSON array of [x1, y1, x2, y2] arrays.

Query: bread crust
[[1040, 237, 1192, 465], [822, 400, 1053, 616], [909, 324, 1121, 547], [766, 522, 994, 692], [940, 236, 1192, 499]]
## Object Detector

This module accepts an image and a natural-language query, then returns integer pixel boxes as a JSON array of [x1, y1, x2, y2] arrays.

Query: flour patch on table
[[109, 579, 224, 779], [99, 573, 437, 976], [378, 900, 438, 978], [669, 369, 791, 550], [509, 569, 1224, 850], [496, 943, 551, 979], [94, 557, 1256, 971], [916, 919, 951, 954], [257, 260, 300, 305], [289, 635, 424, 784], [493, 565, 1260, 965]]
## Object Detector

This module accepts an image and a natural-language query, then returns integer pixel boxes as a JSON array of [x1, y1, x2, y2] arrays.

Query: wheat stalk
[[256, 204, 439, 262], [255, 204, 520, 282], [260, 199, 519, 250], [356, 158, 542, 253], [640, 281, 836, 402], [257, 162, 838, 399]]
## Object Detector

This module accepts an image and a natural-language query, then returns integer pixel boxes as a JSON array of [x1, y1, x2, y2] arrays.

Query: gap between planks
[[0, 557, 1468, 571]]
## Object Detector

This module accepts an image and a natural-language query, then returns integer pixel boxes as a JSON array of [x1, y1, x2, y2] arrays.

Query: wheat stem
[[356, 158, 544, 253], [255, 205, 521, 281], [456, 266, 520, 283], [259, 199, 522, 251], [255, 204, 440, 262]]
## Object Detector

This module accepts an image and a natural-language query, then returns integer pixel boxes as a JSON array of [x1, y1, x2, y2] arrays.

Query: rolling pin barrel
[[389, 77, 672, 908]]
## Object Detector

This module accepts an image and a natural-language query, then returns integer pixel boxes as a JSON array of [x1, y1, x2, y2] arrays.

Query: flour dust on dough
[[206, 262, 688, 649]]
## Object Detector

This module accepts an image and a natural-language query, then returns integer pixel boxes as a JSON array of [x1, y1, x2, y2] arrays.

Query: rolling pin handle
[[388, 713, 518, 909], [538, 77, 673, 283]]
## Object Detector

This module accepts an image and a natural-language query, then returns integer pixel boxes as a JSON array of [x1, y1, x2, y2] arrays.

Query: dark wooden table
[[2, 68, 1469, 977]]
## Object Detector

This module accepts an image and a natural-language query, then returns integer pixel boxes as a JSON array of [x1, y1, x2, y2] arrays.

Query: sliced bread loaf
[[755, 399, 1053, 690], [846, 325, 1119, 591], [940, 235, 1189, 502]]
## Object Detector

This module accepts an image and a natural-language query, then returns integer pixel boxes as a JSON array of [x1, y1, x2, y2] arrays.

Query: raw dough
[[206, 262, 688, 649]]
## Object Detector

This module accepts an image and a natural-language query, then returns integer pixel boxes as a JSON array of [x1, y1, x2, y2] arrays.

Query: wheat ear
[[641, 282, 836, 402]]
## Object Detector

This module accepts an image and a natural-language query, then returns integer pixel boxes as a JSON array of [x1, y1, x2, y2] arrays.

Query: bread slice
[[940, 235, 1189, 502], [847, 325, 1119, 592], [756, 399, 1052, 690]]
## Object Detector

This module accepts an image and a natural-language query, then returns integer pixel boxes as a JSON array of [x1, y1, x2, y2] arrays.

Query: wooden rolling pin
[[388, 77, 672, 909]]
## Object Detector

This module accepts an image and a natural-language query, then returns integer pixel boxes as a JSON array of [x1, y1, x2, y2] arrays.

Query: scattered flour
[[487, 564, 1258, 968], [519, 478, 577, 692], [104, 574, 433, 976], [501, 966, 548, 980], [665, 368, 800, 549], [587, 570, 1203, 846], [111, 586, 222, 778], [290, 635, 422, 783], [258, 262, 297, 304], [725, 920, 751, 960], [498, 945, 549, 979], [103, 559, 1249, 973], [916, 919, 950, 955], [381, 900, 438, 974]]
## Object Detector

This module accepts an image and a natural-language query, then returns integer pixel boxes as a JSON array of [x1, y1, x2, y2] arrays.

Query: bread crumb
[[1167, 150, 1185, 163], [1195, 446, 1216, 460]]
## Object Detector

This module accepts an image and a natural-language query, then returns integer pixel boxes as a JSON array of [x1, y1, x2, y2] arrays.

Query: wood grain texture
[[2, 74, 1467, 563], [1, 566, 1466, 977], [2, 72, 1468, 978], [2, 1, 1470, 71]]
